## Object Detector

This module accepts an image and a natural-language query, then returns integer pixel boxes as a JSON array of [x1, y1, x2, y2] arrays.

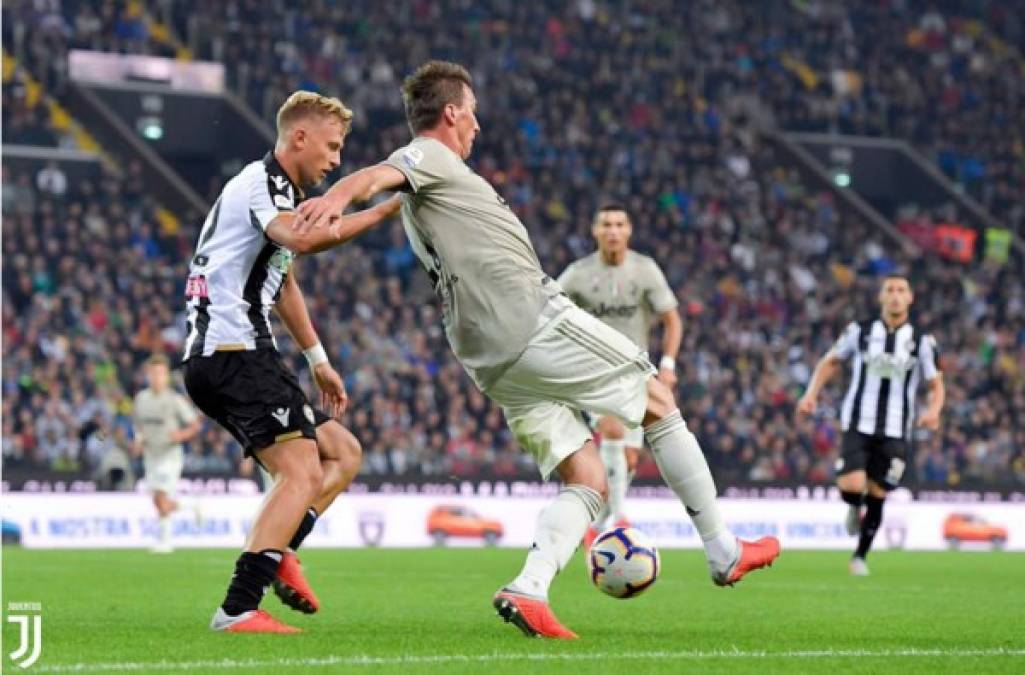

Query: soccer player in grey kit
[[558, 204, 683, 547], [297, 61, 780, 639]]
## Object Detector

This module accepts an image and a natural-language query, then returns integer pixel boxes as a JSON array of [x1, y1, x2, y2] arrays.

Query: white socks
[[509, 484, 604, 599], [598, 439, 628, 527], [645, 409, 738, 568], [158, 516, 171, 545]]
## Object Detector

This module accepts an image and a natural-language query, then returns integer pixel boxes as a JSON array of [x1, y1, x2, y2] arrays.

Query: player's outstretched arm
[[294, 164, 408, 231], [796, 350, 843, 418], [264, 196, 400, 255]]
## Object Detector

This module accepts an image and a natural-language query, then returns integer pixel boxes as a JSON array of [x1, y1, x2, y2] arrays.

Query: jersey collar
[[263, 151, 306, 202]]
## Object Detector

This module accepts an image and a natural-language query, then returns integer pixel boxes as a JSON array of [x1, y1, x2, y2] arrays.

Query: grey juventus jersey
[[182, 153, 300, 359], [833, 319, 941, 440], [383, 137, 562, 389], [557, 250, 677, 349]]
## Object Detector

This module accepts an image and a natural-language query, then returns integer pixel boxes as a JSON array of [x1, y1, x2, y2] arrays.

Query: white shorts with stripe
[[487, 295, 655, 478]]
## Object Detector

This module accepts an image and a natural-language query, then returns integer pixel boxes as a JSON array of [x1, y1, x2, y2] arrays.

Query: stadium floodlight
[[137, 116, 164, 141]]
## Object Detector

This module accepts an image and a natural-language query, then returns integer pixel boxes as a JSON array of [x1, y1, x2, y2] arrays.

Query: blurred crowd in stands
[[3, 0, 1023, 487]]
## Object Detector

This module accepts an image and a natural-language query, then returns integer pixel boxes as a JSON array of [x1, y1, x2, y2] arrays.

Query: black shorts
[[184, 349, 330, 457], [837, 431, 909, 490]]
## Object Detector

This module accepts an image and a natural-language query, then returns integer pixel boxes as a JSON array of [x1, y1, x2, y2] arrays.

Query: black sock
[[840, 490, 864, 508], [854, 495, 885, 559], [221, 549, 282, 616], [288, 508, 319, 551]]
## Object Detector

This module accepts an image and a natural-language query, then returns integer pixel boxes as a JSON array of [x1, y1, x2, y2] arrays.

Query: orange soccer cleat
[[713, 536, 782, 587], [210, 608, 301, 634], [273, 551, 320, 614], [493, 589, 578, 639]]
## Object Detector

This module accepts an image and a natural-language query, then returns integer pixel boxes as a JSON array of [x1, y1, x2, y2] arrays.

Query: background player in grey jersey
[[296, 60, 779, 639], [797, 274, 944, 575], [558, 204, 682, 545], [132, 353, 201, 553]]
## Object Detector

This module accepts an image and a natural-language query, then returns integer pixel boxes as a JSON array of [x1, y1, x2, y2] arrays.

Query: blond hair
[[276, 91, 353, 137], [146, 353, 169, 367]]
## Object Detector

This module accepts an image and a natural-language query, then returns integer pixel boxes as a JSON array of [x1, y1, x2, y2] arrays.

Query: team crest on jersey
[[269, 247, 295, 273], [402, 147, 424, 169]]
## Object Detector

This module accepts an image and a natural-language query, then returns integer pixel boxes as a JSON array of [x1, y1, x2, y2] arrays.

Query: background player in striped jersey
[[182, 91, 399, 633], [557, 204, 682, 546], [131, 353, 201, 554], [797, 274, 944, 575]]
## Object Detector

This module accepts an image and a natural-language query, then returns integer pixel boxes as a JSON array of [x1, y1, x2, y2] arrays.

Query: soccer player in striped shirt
[[797, 274, 944, 575], [183, 91, 399, 633]]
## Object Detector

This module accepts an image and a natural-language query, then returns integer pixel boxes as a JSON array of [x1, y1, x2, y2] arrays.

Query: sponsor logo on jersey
[[268, 247, 296, 273], [865, 352, 916, 379], [591, 302, 639, 319], [185, 275, 210, 299]]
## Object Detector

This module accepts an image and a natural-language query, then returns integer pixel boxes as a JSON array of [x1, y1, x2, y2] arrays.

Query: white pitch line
[[33, 647, 1025, 672]]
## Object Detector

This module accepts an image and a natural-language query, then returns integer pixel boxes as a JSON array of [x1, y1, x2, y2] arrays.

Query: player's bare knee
[[867, 481, 888, 499], [643, 377, 677, 422], [837, 472, 866, 494], [317, 422, 362, 474], [339, 429, 362, 474], [596, 416, 625, 440], [577, 457, 609, 502], [305, 458, 325, 500], [557, 444, 608, 502]]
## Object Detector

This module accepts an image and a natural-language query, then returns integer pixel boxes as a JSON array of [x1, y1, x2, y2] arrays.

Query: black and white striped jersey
[[832, 319, 941, 440], [182, 152, 301, 360]]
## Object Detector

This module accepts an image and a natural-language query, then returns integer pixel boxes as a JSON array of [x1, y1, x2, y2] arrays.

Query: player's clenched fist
[[795, 395, 817, 418]]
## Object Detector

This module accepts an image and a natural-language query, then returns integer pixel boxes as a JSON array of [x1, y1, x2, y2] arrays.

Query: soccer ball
[[587, 526, 660, 598]]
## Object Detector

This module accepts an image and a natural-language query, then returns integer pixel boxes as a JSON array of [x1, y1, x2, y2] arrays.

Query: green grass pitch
[[2, 547, 1023, 673]]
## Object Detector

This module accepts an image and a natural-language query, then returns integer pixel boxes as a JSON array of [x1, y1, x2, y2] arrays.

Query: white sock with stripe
[[508, 485, 604, 599], [600, 439, 628, 525], [645, 409, 738, 568]]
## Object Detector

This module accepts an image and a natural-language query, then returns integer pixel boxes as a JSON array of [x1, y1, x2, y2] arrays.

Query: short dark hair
[[594, 202, 631, 223], [401, 60, 473, 133], [881, 272, 911, 286]]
